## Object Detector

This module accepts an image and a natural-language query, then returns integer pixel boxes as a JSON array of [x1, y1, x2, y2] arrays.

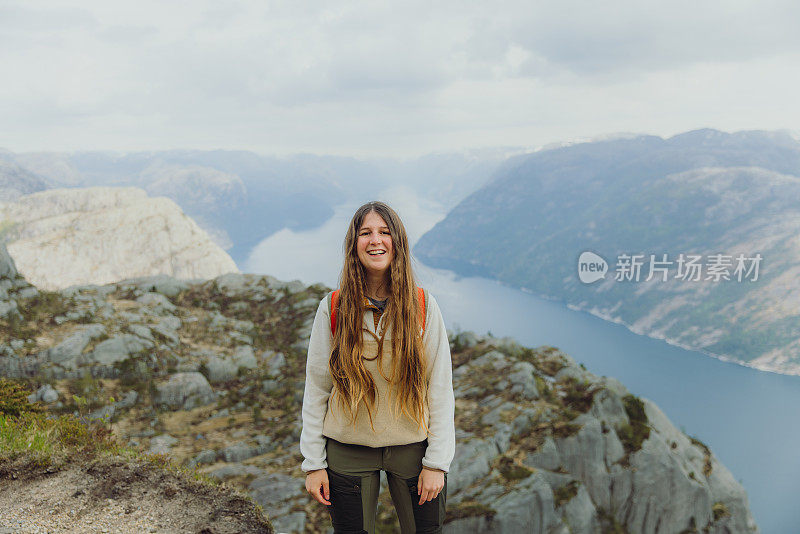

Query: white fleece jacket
[[299, 290, 456, 473]]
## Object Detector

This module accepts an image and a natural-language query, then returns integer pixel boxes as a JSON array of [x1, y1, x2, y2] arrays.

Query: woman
[[300, 201, 455, 534]]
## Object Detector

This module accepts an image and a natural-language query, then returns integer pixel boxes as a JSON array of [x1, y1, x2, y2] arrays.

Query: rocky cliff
[[0, 187, 239, 291], [0, 242, 758, 533]]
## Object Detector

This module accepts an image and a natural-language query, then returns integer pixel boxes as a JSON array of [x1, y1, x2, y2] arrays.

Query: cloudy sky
[[2, 0, 800, 157]]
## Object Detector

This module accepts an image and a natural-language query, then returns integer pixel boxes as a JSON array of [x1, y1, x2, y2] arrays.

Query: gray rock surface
[[248, 473, 306, 533], [222, 442, 258, 463], [148, 434, 178, 455], [448, 438, 497, 495], [205, 354, 237, 383], [154, 372, 216, 410], [46, 324, 106, 366], [232, 345, 257, 370], [136, 292, 177, 314], [87, 334, 153, 366], [264, 351, 286, 377], [207, 463, 263, 479], [442, 332, 759, 533], [188, 449, 218, 468], [26, 383, 59, 404]]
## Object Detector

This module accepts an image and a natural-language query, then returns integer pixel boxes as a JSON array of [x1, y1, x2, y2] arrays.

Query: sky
[[3, 0, 800, 157]]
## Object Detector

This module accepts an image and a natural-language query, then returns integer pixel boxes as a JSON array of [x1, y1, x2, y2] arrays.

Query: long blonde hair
[[329, 201, 428, 433]]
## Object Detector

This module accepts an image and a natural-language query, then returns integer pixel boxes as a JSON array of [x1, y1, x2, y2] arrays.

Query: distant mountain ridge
[[415, 128, 800, 375], [0, 148, 520, 265], [0, 158, 50, 202]]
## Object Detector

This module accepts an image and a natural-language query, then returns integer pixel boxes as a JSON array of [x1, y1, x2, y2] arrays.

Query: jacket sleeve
[[300, 295, 334, 472], [421, 292, 456, 472]]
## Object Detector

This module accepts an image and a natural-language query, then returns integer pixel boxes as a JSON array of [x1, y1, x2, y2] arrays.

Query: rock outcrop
[[0, 186, 238, 290], [0, 242, 758, 533], [443, 334, 758, 533]]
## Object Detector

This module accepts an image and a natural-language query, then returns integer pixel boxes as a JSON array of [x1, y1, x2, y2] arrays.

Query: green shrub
[[67, 374, 104, 410], [552, 420, 582, 438], [616, 394, 650, 454], [712, 501, 730, 521], [553, 480, 580, 507], [560, 376, 598, 413], [495, 455, 533, 481], [0, 378, 42, 417], [534, 375, 554, 402], [0, 409, 119, 467], [114, 357, 153, 392]]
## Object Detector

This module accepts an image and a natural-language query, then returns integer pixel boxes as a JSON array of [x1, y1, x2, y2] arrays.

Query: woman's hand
[[305, 469, 331, 505], [417, 467, 444, 505]]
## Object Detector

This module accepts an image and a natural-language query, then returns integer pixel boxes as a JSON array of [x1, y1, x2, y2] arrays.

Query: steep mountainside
[[416, 129, 800, 375], [0, 187, 238, 290], [0, 158, 49, 202], [0, 242, 758, 533]]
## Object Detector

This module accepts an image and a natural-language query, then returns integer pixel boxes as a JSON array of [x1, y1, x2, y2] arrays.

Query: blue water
[[415, 263, 800, 534]]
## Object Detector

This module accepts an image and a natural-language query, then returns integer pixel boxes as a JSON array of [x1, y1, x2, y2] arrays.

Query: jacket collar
[[363, 295, 387, 311]]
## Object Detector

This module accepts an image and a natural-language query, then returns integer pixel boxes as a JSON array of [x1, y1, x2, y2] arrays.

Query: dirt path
[[0, 455, 273, 534]]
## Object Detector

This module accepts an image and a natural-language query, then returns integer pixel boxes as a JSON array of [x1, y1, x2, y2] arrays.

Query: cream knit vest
[[322, 331, 430, 447]]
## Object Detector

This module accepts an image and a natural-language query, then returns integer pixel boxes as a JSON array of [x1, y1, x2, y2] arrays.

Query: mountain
[[0, 148, 521, 265], [0, 242, 758, 533], [0, 187, 238, 290], [415, 129, 800, 375], [142, 163, 248, 250], [0, 158, 50, 202]]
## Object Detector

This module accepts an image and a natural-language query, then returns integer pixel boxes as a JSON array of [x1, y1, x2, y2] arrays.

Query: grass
[[616, 394, 650, 455], [0, 377, 242, 491], [560, 376, 600, 414], [0, 290, 73, 340], [0, 408, 119, 469], [494, 455, 534, 482], [0, 378, 135, 470], [689, 435, 714, 477], [444, 500, 497, 524], [0, 378, 276, 529], [712, 501, 730, 521]]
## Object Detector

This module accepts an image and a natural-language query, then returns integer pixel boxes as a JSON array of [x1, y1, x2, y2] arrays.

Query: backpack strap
[[330, 290, 340, 337], [329, 287, 426, 336], [417, 286, 426, 332]]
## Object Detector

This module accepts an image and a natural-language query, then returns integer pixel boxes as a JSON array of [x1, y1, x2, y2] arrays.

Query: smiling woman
[[357, 211, 395, 296], [300, 201, 455, 534]]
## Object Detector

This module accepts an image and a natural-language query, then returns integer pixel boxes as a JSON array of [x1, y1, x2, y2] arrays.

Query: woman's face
[[357, 211, 395, 277]]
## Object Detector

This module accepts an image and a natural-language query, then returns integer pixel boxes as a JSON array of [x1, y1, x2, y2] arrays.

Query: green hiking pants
[[325, 437, 447, 534]]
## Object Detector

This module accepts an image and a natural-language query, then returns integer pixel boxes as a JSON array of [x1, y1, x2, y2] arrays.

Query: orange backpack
[[330, 287, 426, 336]]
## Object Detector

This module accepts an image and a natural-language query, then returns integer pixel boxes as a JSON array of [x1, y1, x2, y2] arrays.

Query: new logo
[[578, 251, 608, 283]]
